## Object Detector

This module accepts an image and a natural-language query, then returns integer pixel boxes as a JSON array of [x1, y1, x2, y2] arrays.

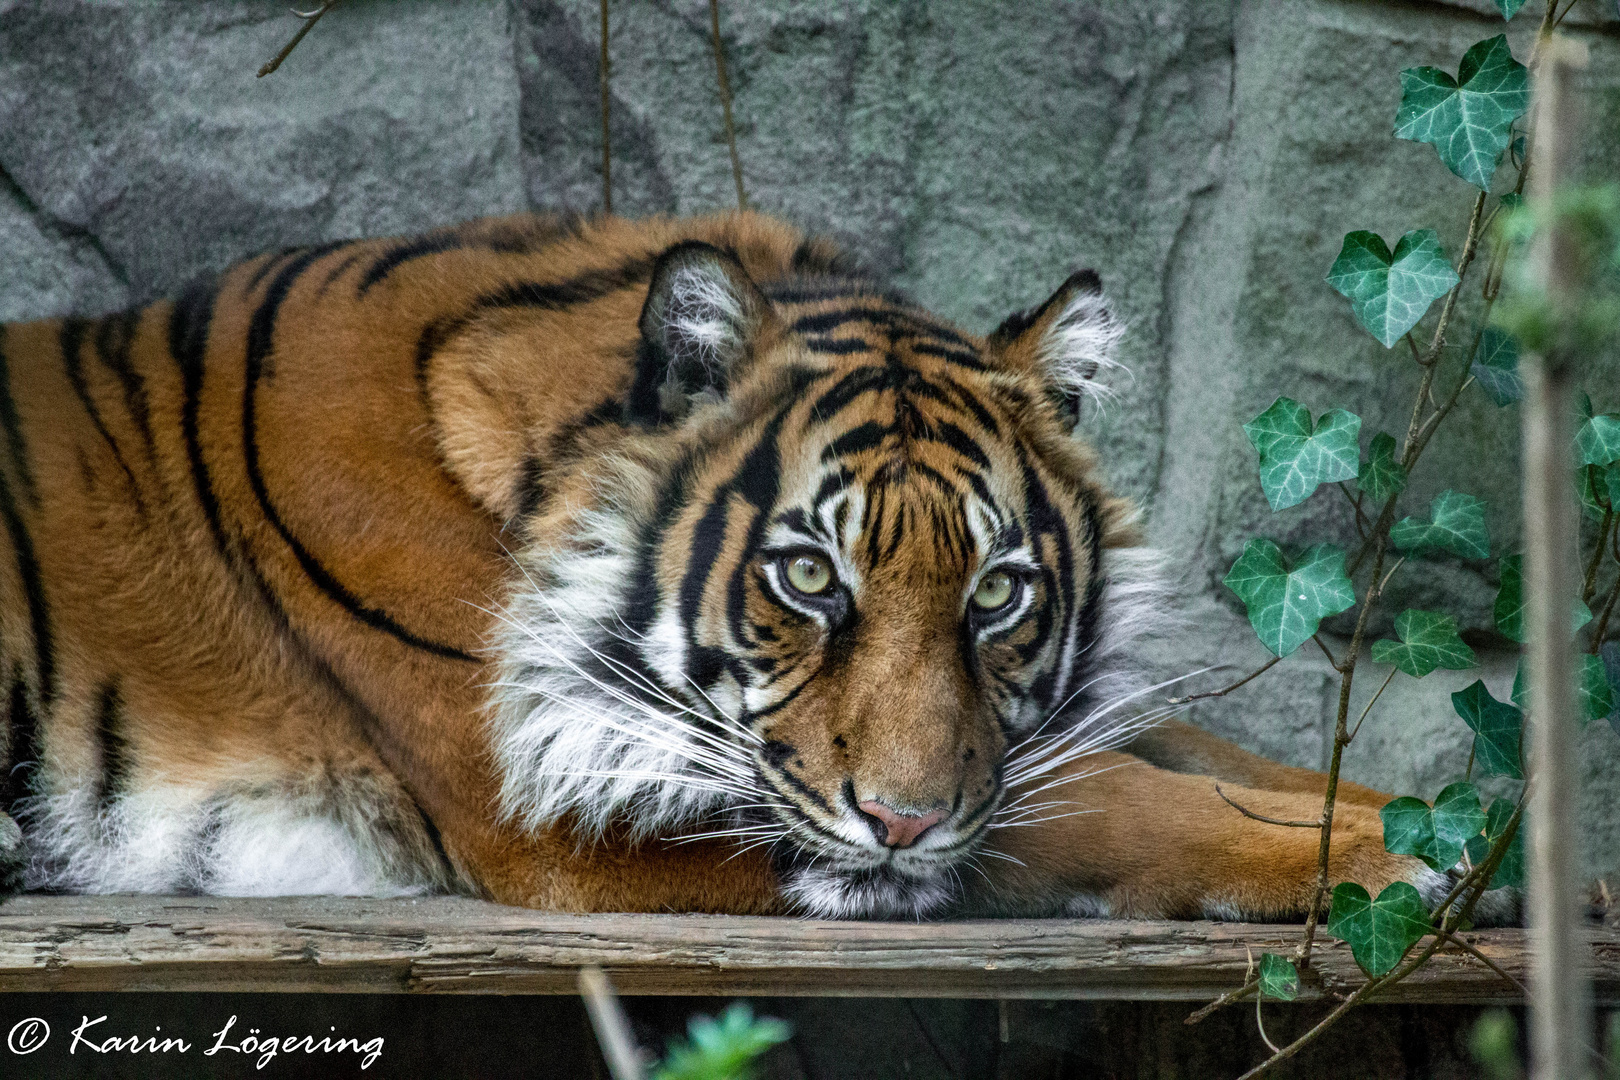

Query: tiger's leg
[[1123, 719, 1391, 810], [960, 749, 1440, 921]]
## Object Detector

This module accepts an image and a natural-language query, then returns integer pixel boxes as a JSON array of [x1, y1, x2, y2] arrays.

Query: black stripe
[[93, 680, 129, 812], [170, 278, 235, 564], [908, 341, 986, 370], [0, 326, 38, 509], [2, 669, 39, 812], [246, 248, 304, 294], [930, 419, 992, 469], [789, 307, 974, 350], [474, 256, 655, 313], [801, 336, 873, 356], [820, 420, 890, 462], [358, 231, 470, 296], [242, 244, 477, 663], [61, 317, 144, 509], [93, 310, 155, 460], [316, 249, 365, 298], [0, 467, 51, 714]]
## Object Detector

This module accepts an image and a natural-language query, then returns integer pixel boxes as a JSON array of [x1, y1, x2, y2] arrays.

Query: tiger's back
[[0, 212, 830, 899]]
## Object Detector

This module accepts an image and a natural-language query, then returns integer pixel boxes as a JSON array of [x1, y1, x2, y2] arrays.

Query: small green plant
[[650, 1003, 791, 1080], [1183, 3, 1620, 1075]]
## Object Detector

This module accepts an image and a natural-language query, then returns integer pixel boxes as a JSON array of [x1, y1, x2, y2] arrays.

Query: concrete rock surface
[[1, 0, 1617, 877]]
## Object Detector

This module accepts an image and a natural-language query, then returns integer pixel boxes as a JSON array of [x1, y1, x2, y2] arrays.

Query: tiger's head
[[492, 239, 1165, 918]]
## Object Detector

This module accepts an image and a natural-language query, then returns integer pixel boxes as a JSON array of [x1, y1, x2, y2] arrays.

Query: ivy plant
[[1186, 4, 1620, 1072]]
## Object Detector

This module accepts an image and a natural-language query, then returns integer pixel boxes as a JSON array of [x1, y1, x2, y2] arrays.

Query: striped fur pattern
[[0, 211, 1471, 922]]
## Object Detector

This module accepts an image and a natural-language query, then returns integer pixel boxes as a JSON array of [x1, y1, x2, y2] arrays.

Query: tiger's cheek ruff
[[490, 473, 762, 842]]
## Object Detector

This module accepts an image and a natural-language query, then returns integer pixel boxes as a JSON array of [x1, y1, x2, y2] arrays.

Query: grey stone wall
[[1, 0, 1617, 875]]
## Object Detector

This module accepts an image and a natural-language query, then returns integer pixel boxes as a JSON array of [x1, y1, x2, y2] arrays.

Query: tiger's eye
[[784, 554, 834, 595], [972, 571, 1016, 611]]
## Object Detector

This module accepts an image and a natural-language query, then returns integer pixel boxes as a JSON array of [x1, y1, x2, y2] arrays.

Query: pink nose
[[857, 800, 945, 848]]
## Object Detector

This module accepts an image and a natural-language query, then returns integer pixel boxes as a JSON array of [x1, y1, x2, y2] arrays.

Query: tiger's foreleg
[[957, 750, 1446, 921]]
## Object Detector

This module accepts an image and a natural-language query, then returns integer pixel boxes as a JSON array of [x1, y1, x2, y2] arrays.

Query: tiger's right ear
[[987, 269, 1125, 429], [627, 241, 776, 426]]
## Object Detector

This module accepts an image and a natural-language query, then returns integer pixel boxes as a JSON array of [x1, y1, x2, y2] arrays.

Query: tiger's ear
[[987, 269, 1125, 428], [627, 241, 775, 426]]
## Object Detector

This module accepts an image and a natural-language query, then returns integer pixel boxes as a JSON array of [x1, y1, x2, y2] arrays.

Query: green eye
[[972, 571, 1017, 611], [784, 554, 834, 596]]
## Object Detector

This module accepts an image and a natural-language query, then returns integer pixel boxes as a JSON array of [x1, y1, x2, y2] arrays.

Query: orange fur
[[0, 212, 1439, 918]]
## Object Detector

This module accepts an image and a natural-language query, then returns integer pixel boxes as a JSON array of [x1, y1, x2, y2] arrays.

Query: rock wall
[[1, 0, 1618, 875]]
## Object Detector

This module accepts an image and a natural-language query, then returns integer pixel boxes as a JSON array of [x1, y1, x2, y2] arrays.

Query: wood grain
[[0, 896, 1613, 1002]]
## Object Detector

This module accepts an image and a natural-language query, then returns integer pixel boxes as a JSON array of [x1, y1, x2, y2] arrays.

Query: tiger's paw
[[1413, 865, 1521, 928]]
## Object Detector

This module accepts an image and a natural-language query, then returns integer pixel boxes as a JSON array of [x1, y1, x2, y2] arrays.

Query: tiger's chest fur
[[0, 211, 1151, 916]]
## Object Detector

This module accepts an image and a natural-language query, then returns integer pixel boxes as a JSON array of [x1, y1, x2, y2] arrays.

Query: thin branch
[[1429, 927, 1527, 995], [1185, 978, 1260, 1025], [707, 0, 748, 211], [1583, 511, 1614, 603], [1215, 784, 1322, 828], [1348, 666, 1398, 743], [1375, 556, 1408, 601], [1255, 984, 1283, 1055], [600, 0, 613, 215], [1166, 655, 1281, 705], [257, 1, 345, 78], [1590, 570, 1620, 653], [1313, 634, 1339, 670], [1338, 482, 1371, 539]]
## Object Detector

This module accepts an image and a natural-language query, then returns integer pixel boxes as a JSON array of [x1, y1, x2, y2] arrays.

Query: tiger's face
[[495, 242, 1152, 918]]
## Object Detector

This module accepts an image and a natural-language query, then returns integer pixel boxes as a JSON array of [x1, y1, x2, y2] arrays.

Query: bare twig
[[1313, 634, 1340, 670], [1167, 655, 1282, 705], [1216, 784, 1322, 829], [580, 965, 645, 1080], [600, 0, 613, 215], [707, 0, 748, 211], [1583, 511, 1614, 603], [1338, 482, 1371, 539], [1591, 572, 1620, 651], [1375, 556, 1407, 601], [1347, 667, 1398, 743], [257, 1, 345, 78], [1429, 927, 1528, 995], [1185, 978, 1260, 1025]]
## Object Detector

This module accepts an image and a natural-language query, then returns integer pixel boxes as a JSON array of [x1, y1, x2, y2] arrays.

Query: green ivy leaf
[[1578, 464, 1611, 519], [1470, 327, 1525, 406], [1382, 783, 1486, 873], [1582, 654, 1615, 725], [1390, 490, 1491, 559], [1500, 190, 1523, 210], [1512, 654, 1614, 726], [1493, 0, 1527, 18], [1453, 680, 1523, 779], [1326, 230, 1460, 347], [1223, 541, 1357, 658], [1493, 553, 1592, 643], [1257, 953, 1299, 1001], [1243, 399, 1363, 511], [1359, 432, 1409, 500], [1577, 414, 1620, 467], [1394, 36, 1530, 190], [1372, 610, 1478, 678], [1464, 799, 1524, 890], [1327, 881, 1432, 977]]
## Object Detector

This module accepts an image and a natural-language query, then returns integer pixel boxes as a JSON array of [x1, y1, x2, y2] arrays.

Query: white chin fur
[[782, 864, 955, 920]]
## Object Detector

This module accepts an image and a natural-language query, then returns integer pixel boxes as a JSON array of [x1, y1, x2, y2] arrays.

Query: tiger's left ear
[[987, 270, 1125, 428], [628, 241, 777, 426]]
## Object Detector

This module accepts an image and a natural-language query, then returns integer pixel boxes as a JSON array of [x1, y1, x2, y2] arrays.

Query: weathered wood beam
[[0, 896, 1613, 1002]]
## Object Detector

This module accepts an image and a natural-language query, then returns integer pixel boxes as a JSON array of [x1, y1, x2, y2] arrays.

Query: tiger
[[0, 210, 1494, 921]]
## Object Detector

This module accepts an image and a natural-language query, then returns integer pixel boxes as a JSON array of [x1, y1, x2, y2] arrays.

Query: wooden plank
[[0, 895, 1614, 1002]]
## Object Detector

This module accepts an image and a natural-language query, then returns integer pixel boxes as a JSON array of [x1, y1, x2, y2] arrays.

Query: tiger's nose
[[857, 800, 945, 848]]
